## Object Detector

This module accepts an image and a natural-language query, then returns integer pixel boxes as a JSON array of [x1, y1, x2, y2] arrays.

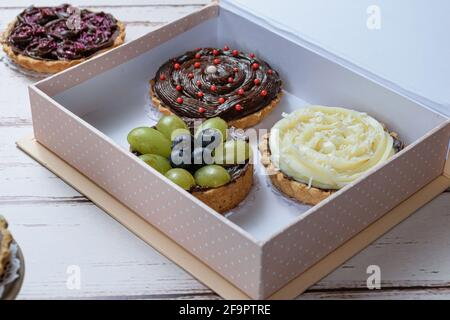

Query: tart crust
[[150, 79, 282, 129], [0, 216, 12, 280], [259, 133, 332, 206], [1, 19, 126, 74], [192, 164, 253, 214]]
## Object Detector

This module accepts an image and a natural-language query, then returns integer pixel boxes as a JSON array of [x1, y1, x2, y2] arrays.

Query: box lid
[[222, 0, 450, 117]]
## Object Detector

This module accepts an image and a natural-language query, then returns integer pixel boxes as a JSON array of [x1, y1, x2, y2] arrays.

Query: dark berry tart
[[0, 216, 12, 282], [1, 4, 125, 73]]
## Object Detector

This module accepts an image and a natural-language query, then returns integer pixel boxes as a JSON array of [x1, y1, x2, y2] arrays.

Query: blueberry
[[170, 142, 192, 170]]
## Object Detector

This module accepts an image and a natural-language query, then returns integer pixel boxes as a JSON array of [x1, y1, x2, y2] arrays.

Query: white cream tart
[[260, 106, 403, 204], [267, 105, 397, 193]]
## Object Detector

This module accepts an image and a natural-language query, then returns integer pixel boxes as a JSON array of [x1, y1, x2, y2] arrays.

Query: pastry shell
[[192, 163, 253, 214], [259, 133, 333, 206], [0, 216, 12, 280]]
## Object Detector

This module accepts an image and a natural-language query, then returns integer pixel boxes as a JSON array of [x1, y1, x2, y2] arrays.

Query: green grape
[[165, 168, 196, 190], [139, 154, 172, 174], [156, 115, 189, 139], [195, 117, 228, 142], [127, 127, 171, 157], [215, 140, 252, 165], [194, 165, 231, 188], [171, 128, 191, 141]]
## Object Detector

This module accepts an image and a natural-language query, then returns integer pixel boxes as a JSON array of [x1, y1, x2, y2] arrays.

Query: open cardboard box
[[20, 2, 449, 299]]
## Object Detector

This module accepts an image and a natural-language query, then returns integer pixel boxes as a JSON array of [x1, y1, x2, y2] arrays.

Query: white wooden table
[[1, 0, 449, 300]]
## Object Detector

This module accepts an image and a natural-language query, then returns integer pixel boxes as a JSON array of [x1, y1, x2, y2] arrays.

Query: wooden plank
[[2, 193, 449, 299], [0, 4, 204, 30], [0, 127, 84, 201], [5, 202, 211, 299], [0, 61, 35, 121], [0, 0, 210, 8], [17, 287, 450, 300], [310, 193, 450, 290], [298, 288, 450, 300]]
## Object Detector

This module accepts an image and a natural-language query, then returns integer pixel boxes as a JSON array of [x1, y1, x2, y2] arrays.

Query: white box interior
[[52, 6, 447, 242]]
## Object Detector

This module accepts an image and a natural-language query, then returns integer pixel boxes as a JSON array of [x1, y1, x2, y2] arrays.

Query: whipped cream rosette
[[269, 106, 397, 190]]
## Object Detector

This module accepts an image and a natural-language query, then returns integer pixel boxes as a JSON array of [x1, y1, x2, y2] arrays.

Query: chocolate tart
[[150, 47, 283, 129], [259, 122, 404, 206], [0, 216, 13, 281], [1, 4, 126, 74]]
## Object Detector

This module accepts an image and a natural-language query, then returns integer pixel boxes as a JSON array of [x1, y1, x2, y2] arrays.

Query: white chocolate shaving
[[269, 105, 395, 190]]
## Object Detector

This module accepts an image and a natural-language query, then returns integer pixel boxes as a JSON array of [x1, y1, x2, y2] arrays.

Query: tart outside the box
[[2, 21, 126, 74], [1, 5, 126, 74], [1, 243, 25, 300]]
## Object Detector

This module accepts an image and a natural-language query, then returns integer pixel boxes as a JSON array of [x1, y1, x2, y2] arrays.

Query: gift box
[[22, 1, 449, 299]]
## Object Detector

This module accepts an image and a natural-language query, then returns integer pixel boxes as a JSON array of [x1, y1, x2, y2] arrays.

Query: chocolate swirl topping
[[6, 4, 120, 61], [153, 47, 282, 121]]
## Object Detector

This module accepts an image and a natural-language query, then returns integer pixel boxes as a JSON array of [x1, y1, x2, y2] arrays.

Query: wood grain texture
[[0, 0, 449, 300], [3, 194, 449, 300], [0, 5, 205, 30], [0, 0, 210, 7]]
